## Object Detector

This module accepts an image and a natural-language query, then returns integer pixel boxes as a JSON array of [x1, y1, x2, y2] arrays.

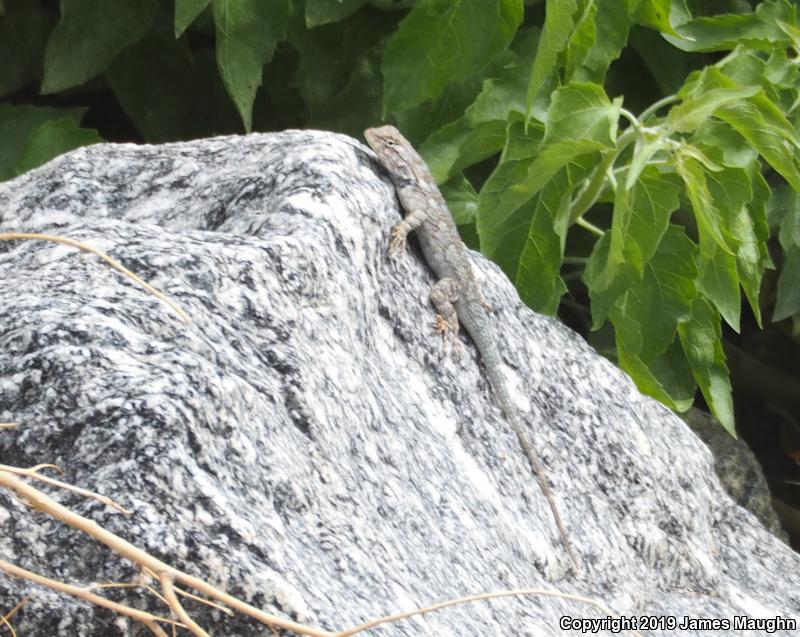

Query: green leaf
[[675, 152, 737, 257], [629, 26, 700, 95], [678, 297, 735, 435], [625, 136, 667, 189], [441, 174, 479, 226], [770, 187, 800, 250], [770, 185, 800, 321], [691, 119, 757, 168], [212, 0, 289, 132], [774, 247, 800, 321], [572, 0, 636, 83], [769, 185, 800, 251], [393, 68, 489, 141], [0, 104, 86, 181], [382, 0, 524, 113], [614, 314, 695, 412], [609, 167, 681, 281], [306, 0, 367, 27], [525, 0, 578, 115], [704, 163, 752, 227], [15, 117, 102, 175], [514, 153, 595, 313], [477, 116, 601, 313], [417, 30, 537, 181], [420, 119, 506, 183], [664, 0, 796, 52], [480, 82, 620, 234], [466, 33, 536, 124], [667, 84, 760, 134], [697, 243, 740, 332], [698, 163, 764, 331], [108, 36, 194, 142], [735, 170, 770, 326], [0, 3, 53, 97], [309, 53, 385, 137], [613, 224, 697, 361], [585, 232, 639, 329], [563, 0, 596, 82], [716, 93, 800, 192], [764, 47, 800, 91], [478, 117, 546, 261], [293, 11, 392, 135], [545, 82, 621, 146], [480, 136, 603, 244], [716, 46, 772, 91], [175, 0, 211, 36], [777, 15, 800, 48], [632, 0, 676, 34], [108, 36, 241, 142], [609, 225, 699, 410], [42, 0, 159, 94]]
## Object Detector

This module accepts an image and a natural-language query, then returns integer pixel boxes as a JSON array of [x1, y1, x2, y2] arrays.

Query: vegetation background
[[1, 0, 798, 547]]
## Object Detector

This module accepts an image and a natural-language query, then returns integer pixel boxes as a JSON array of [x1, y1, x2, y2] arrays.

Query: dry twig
[[337, 588, 643, 637], [0, 470, 332, 637], [0, 596, 27, 637], [0, 463, 130, 514], [0, 560, 183, 633], [0, 232, 190, 323], [0, 434, 642, 636]]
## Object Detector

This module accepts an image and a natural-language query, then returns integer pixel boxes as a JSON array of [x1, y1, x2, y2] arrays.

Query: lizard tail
[[463, 305, 581, 572]]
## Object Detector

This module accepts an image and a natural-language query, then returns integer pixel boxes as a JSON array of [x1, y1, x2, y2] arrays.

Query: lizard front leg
[[430, 277, 462, 359], [389, 207, 426, 254]]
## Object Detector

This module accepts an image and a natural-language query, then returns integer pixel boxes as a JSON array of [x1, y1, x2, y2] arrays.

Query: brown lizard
[[364, 124, 579, 571]]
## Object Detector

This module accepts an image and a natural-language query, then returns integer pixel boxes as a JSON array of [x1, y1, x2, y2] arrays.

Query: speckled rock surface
[[683, 408, 787, 542], [0, 131, 798, 636]]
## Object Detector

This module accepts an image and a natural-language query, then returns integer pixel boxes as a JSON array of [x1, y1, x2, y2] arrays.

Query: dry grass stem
[[0, 232, 191, 323], [0, 559, 183, 629], [0, 464, 131, 514], [170, 585, 235, 616], [139, 570, 234, 617], [142, 619, 170, 637], [0, 470, 334, 637], [91, 578, 234, 617], [0, 614, 16, 637], [336, 588, 643, 637], [0, 427, 638, 636], [0, 596, 27, 637], [158, 573, 209, 637]]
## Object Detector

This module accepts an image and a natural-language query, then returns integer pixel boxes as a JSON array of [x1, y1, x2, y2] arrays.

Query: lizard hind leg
[[430, 277, 462, 360]]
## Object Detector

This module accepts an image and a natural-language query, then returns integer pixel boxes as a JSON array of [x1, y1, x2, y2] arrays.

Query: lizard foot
[[388, 225, 407, 255], [434, 314, 462, 360]]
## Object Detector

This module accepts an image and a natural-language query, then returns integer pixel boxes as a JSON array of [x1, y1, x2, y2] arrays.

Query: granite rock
[[0, 131, 798, 636]]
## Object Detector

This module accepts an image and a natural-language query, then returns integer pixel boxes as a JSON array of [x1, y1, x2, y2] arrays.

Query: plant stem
[[576, 217, 605, 237], [570, 128, 637, 225], [639, 94, 679, 122]]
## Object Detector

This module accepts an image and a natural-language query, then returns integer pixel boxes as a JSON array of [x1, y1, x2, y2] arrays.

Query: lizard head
[[363, 125, 418, 183]]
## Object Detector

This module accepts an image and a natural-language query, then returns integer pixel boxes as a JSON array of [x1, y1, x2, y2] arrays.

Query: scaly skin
[[365, 125, 579, 571]]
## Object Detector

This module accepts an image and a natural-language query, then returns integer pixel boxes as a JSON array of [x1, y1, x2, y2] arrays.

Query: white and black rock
[[0, 131, 798, 636]]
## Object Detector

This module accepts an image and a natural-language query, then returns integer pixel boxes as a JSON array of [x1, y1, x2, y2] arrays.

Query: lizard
[[364, 124, 580, 572]]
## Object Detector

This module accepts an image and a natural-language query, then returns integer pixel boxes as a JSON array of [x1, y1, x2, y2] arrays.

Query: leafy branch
[[413, 0, 800, 434]]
